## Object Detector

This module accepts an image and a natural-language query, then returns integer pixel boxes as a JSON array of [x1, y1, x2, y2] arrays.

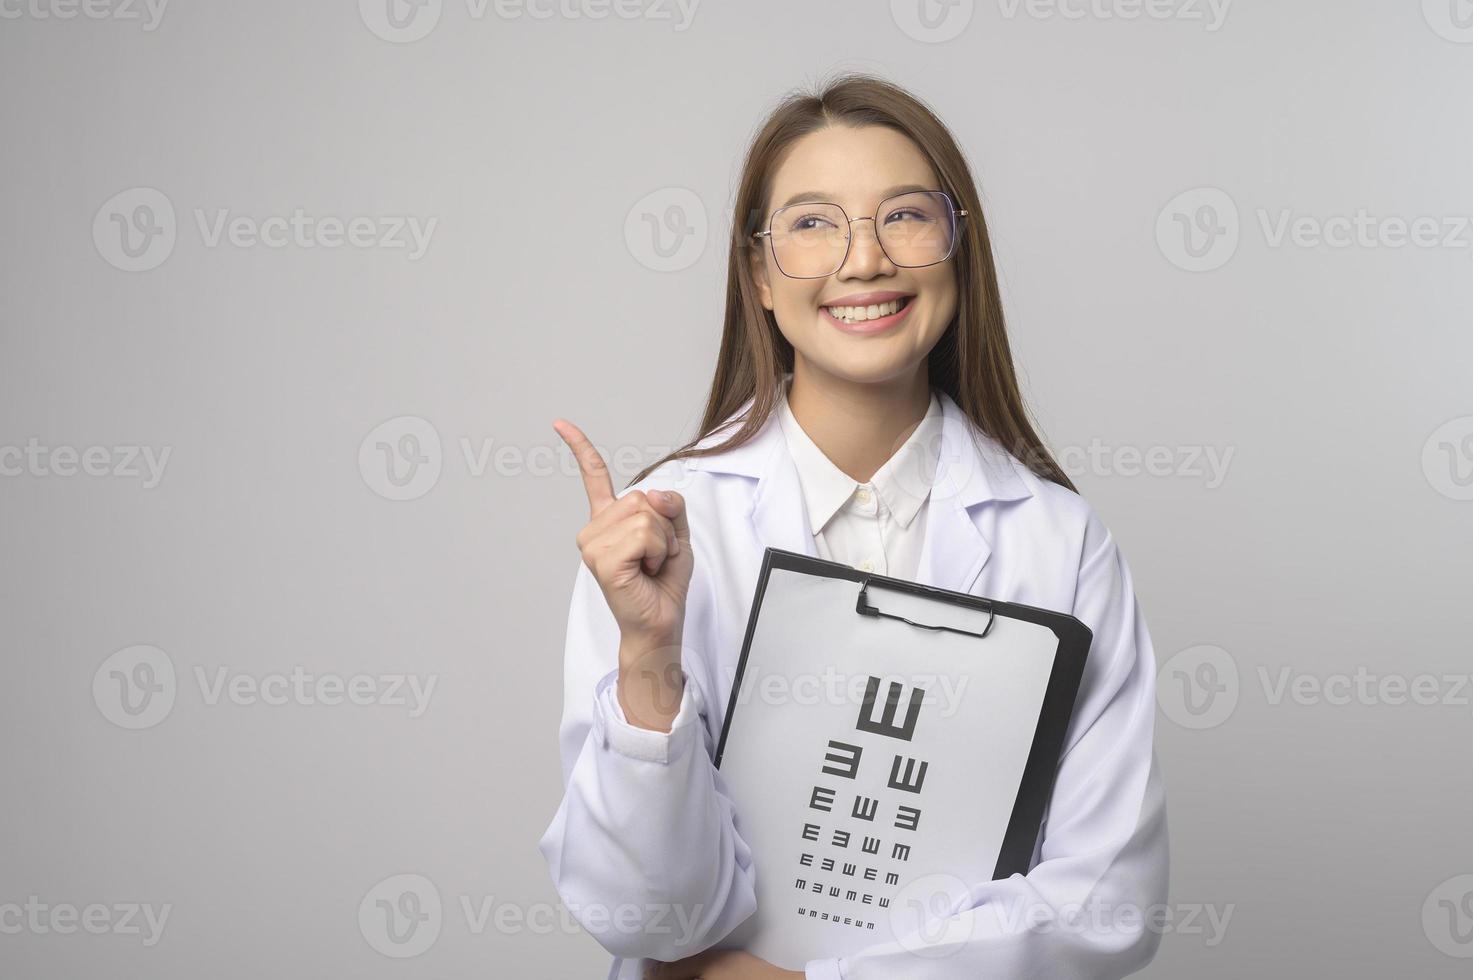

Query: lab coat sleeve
[[802, 508, 1170, 980], [536, 554, 759, 962]]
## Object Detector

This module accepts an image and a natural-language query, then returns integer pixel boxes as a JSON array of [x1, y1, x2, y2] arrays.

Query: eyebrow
[[776, 184, 935, 209]]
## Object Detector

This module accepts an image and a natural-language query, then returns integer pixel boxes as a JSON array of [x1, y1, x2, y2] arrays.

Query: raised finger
[[553, 418, 615, 517]]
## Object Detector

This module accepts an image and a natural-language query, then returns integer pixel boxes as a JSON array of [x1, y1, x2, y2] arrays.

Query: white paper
[[717, 567, 1060, 968]]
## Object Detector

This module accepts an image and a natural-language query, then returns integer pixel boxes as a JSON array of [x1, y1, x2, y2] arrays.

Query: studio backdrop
[[1, 2, 1469, 978]]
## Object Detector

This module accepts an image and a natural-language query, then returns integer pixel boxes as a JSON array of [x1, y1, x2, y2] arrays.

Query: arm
[[537, 554, 759, 962], [801, 509, 1170, 980]]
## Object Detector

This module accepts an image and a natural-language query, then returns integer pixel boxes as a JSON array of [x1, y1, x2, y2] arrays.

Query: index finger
[[553, 418, 616, 517]]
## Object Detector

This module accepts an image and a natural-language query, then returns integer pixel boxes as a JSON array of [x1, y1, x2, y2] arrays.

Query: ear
[[748, 242, 773, 311]]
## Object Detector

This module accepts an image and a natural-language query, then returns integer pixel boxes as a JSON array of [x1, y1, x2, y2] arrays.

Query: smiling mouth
[[821, 295, 914, 325]]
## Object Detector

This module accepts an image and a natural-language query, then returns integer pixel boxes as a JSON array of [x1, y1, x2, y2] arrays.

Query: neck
[[785, 359, 932, 483]]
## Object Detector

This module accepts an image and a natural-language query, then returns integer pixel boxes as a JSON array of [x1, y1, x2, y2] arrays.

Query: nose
[[837, 217, 895, 279]]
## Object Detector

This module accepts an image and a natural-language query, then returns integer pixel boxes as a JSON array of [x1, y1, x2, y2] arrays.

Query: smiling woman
[[647, 85, 1075, 490], [540, 72, 1167, 980]]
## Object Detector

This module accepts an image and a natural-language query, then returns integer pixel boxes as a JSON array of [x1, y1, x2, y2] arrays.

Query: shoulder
[[617, 456, 732, 540], [619, 454, 715, 502], [975, 430, 1114, 568], [978, 444, 1146, 635]]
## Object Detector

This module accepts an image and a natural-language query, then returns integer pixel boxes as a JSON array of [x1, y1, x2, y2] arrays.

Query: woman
[[538, 73, 1168, 980]]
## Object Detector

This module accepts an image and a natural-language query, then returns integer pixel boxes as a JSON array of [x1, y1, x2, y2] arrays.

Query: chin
[[804, 346, 925, 386]]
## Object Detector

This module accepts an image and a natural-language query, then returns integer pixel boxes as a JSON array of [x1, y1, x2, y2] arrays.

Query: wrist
[[616, 643, 686, 732], [618, 623, 683, 660]]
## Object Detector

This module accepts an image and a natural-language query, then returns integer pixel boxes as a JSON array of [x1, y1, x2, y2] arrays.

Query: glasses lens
[[876, 192, 957, 268], [768, 203, 848, 278]]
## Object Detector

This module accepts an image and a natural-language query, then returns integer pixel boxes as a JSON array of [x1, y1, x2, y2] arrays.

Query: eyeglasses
[[752, 190, 967, 279]]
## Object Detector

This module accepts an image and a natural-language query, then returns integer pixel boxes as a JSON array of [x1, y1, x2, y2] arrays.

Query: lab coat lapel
[[682, 386, 1033, 590], [916, 491, 991, 594], [914, 391, 1035, 595], [750, 439, 821, 560], [914, 400, 990, 594], [682, 393, 818, 561]]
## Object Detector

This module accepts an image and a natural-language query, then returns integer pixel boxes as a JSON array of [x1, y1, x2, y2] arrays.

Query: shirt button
[[855, 487, 872, 505], [858, 558, 875, 572]]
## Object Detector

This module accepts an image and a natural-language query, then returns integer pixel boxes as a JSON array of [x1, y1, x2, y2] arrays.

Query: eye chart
[[714, 549, 1090, 968]]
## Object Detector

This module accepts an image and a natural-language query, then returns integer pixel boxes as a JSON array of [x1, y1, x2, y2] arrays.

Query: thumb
[[652, 490, 690, 545]]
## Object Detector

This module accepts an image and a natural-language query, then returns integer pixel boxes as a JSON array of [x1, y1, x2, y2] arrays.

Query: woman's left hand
[[645, 949, 805, 980]]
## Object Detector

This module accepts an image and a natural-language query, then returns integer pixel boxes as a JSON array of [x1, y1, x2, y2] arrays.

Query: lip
[[821, 290, 913, 307], [821, 294, 916, 335]]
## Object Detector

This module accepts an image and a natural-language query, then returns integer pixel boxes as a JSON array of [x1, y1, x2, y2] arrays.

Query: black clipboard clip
[[854, 575, 997, 640]]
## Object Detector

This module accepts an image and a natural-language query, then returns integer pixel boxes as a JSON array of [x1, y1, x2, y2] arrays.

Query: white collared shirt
[[776, 382, 944, 582]]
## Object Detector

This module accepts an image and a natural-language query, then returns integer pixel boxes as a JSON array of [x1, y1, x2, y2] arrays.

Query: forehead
[[766, 124, 940, 214]]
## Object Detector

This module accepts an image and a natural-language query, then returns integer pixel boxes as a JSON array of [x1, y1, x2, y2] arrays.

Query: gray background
[[2, 0, 1470, 976]]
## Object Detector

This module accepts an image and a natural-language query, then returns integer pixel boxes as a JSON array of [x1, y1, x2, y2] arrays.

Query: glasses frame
[[752, 189, 969, 279]]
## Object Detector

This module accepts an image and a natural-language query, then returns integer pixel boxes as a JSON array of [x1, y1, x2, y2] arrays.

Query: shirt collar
[[776, 380, 944, 535], [680, 380, 1035, 511]]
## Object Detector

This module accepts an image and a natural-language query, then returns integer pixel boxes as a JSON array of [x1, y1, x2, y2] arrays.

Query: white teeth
[[824, 297, 909, 323]]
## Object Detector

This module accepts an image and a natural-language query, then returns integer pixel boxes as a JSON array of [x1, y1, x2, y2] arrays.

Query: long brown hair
[[628, 71, 1076, 493]]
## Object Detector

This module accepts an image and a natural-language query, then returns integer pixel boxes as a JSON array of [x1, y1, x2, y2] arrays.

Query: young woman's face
[[750, 124, 960, 387]]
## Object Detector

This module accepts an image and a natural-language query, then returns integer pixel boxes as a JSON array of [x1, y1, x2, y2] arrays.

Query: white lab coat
[[537, 387, 1169, 980]]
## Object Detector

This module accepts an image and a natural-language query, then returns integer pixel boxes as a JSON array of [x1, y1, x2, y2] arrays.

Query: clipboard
[[712, 547, 1092, 968]]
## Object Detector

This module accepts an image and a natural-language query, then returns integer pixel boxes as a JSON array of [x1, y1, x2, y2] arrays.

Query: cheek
[[773, 281, 824, 318], [922, 272, 959, 326], [765, 284, 807, 346]]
